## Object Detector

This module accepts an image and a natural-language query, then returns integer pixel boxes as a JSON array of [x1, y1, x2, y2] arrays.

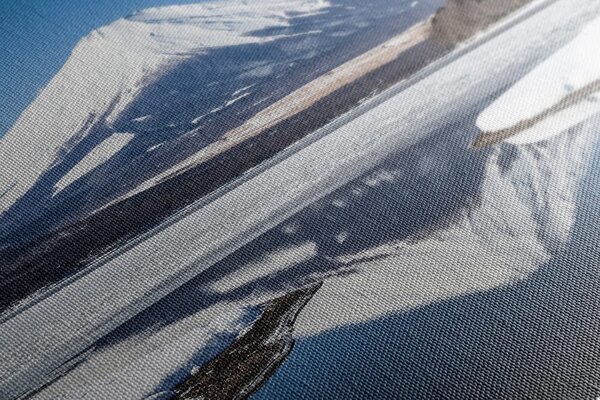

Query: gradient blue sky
[[0, 0, 198, 138]]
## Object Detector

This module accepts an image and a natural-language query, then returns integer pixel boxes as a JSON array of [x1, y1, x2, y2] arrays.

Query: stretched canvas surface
[[1, 0, 600, 399]]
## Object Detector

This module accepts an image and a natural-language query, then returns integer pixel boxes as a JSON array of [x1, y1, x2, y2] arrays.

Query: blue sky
[[0, 0, 198, 138]]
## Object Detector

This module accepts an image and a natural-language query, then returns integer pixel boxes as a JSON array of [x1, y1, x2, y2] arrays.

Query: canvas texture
[[1, 0, 600, 399]]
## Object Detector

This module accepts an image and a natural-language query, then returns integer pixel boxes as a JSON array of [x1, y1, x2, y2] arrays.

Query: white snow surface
[[477, 14, 600, 144], [54, 132, 134, 195], [0, 0, 330, 214], [295, 126, 595, 335]]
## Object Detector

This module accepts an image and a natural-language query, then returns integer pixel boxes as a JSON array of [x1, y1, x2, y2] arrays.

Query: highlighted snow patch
[[475, 15, 600, 146], [54, 132, 134, 195], [132, 115, 152, 122]]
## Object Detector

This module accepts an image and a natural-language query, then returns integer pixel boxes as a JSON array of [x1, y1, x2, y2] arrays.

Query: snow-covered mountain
[[0, 0, 330, 219]]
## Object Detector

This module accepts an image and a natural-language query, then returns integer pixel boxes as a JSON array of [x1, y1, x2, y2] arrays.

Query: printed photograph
[[1, 0, 600, 399]]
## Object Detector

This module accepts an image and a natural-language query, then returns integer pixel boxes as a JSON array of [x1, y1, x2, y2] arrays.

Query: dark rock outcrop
[[432, 0, 534, 44], [172, 283, 322, 400]]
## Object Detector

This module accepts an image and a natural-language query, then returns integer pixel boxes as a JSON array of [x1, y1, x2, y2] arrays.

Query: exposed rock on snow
[[431, 0, 535, 44], [172, 284, 321, 400]]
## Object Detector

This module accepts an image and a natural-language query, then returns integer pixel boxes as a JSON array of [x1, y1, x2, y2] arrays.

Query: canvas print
[[1, 0, 600, 398]]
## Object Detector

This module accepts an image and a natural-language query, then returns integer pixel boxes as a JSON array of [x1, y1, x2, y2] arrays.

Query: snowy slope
[[54, 132, 134, 194], [0, 0, 330, 215], [294, 125, 595, 335], [476, 14, 600, 144]]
